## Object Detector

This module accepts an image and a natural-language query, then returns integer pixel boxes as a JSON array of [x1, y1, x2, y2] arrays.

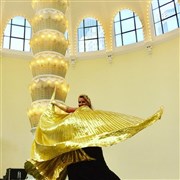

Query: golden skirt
[[25, 105, 163, 180]]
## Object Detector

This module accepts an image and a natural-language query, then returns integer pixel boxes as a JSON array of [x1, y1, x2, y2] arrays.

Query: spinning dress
[[25, 104, 163, 180]]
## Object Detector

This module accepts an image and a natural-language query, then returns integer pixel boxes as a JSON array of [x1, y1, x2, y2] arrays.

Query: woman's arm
[[51, 101, 77, 113]]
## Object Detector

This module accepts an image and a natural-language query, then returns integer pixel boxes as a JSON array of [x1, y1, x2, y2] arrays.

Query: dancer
[[52, 95, 121, 180], [25, 93, 163, 180]]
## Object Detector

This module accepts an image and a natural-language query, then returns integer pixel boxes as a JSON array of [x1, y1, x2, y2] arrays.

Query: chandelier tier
[[28, 0, 69, 133]]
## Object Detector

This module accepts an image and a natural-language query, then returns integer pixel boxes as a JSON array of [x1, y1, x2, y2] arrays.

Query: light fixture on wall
[[28, 0, 69, 134], [146, 41, 153, 55], [106, 50, 113, 63]]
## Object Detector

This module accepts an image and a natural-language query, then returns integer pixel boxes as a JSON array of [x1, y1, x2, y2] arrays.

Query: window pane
[[137, 29, 144, 41], [122, 31, 136, 45], [155, 22, 163, 35], [159, 0, 172, 6], [98, 38, 105, 50], [3, 36, 10, 49], [122, 18, 134, 32], [121, 10, 134, 20], [10, 38, 24, 51], [25, 40, 31, 51], [85, 27, 97, 39], [115, 34, 122, 47], [64, 31, 68, 40], [98, 26, 104, 38], [152, 0, 159, 9], [114, 22, 121, 34], [176, 3, 180, 13], [4, 24, 11, 36], [78, 40, 84, 52], [163, 16, 178, 33], [153, 8, 161, 23], [12, 16, 25, 26], [78, 28, 84, 40], [25, 27, 31, 39], [160, 2, 175, 20], [84, 18, 96, 27], [11, 25, 24, 38], [135, 17, 142, 28], [26, 20, 31, 27], [85, 39, 97, 52], [114, 13, 120, 22], [79, 21, 83, 28]]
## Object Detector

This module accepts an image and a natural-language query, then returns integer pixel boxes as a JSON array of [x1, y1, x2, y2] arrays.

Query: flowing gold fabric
[[25, 105, 163, 180]]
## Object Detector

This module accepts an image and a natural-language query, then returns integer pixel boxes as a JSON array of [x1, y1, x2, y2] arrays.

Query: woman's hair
[[78, 94, 92, 109]]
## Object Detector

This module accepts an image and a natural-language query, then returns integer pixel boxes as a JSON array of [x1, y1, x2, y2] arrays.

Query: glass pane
[[153, 8, 161, 23], [178, 13, 180, 26], [84, 18, 97, 27], [114, 13, 120, 22], [78, 28, 84, 40], [85, 27, 97, 39], [3, 36, 10, 49], [64, 31, 68, 40], [79, 21, 84, 28], [160, 2, 175, 20], [85, 39, 97, 52], [122, 18, 135, 32], [121, 9, 134, 20], [155, 22, 163, 35], [24, 40, 31, 52], [159, 0, 172, 6], [4, 24, 11, 36], [98, 26, 104, 38], [25, 27, 32, 39], [78, 41, 84, 52], [7, 20, 11, 25], [137, 29, 144, 42], [10, 38, 24, 51], [135, 17, 142, 28], [163, 16, 178, 33], [12, 16, 25, 26], [115, 34, 122, 47], [122, 31, 136, 45], [114, 22, 121, 34], [12, 25, 24, 38], [98, 38, 105, 50], [176, 3, 180, 13], [151, 0, 159, 9], [26, 20, 31, 27]]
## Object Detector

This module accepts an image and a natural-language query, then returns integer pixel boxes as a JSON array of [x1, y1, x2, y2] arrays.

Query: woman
[[52, 95, 121, 180], [25, 93, 163, 180]]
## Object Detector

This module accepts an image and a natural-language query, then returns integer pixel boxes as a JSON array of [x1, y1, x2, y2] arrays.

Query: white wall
[[0, 34, 179, 179]]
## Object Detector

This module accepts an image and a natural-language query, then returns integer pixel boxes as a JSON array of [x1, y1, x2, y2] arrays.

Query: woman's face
[[78, 97, 88, 107]]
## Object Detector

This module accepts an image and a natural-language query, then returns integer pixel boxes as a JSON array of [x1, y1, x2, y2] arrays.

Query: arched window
[[114, 9, 143, 47], [77, 17, 105, 52], [152, 0, 180, 36], [3, 16, 32, 52]]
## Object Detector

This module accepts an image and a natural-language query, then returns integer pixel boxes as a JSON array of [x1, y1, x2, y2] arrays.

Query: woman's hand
[[51, 100, 57, 106]]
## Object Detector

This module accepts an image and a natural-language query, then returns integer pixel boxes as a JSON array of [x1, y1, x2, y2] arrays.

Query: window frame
[[151, 0, 180, 36], [3, 16, 32, 52], [77, 18, 105, 53], [114, 9, 143, 47]]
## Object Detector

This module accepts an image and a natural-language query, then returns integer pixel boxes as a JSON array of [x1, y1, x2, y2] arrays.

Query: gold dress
[[25, 105, 163, 180]]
